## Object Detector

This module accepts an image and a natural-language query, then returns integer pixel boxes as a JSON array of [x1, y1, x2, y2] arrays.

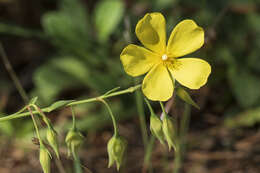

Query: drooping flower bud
[[150, 113, 164, 144], [162, 115, 176, 151], [65, 129, 84, 157], [39, 143, 52, 173], [107, 135, 127, 170], [46, 127, 59, 159]]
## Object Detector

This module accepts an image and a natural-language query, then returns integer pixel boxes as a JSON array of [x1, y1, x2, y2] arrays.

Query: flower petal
[[120, 44, 159, 77], [167, 20, 204, 58], [142, 64, 174, 101], [135, 12, 166, 54], [169, 58, 211, 89]]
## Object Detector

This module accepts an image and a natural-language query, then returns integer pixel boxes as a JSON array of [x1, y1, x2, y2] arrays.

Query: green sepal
[[46, 100, 75, 112], [150, 113, 165, 145], [144, 98, 165, 144], [39, 143, 52, 173], [65, 128, 84, 158], [107, 135, 127, 171], [162, 115, 176, 151], [46, 127, 60, 159], [176, 87, 200, 109], [107, 136, 116, 168]]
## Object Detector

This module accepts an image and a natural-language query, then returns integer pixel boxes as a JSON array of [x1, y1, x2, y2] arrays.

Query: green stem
[[159, 101, 167, 119], [0, 84, 141, 122], [71, 107, 77, 130], [173, 147, 181, 173], [27, 106, 42, 144], [98, 99, 118, 136], [144, 98, 154, 115], [135, 86, 148, 146], [173, 103, 191, 173], [0, 42, 29, 103], [72, 147, 83, 173], [31, 104, 51, 129], [143, 136, 155, 173], [69, 84, 141, 106], [54, 157, 67, 173], [180, 104, 191, 142]]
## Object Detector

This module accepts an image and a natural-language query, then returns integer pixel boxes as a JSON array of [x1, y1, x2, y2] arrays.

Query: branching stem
[[98, 98, 118, 136], [0, 84, 141, 122]]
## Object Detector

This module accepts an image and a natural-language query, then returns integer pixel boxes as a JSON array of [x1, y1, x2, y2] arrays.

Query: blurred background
[[0, 0, 260, 172]]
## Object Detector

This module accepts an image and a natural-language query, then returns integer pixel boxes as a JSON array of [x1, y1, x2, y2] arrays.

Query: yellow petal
[[142, 64, 174, 101], [120, 44, 159, 77], [169, 58, 211, 89], [167, 20, 204, 58], [135, 12, 166, 54]]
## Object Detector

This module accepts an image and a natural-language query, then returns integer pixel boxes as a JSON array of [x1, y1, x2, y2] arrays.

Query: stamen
[[162, 54, 168, 61]]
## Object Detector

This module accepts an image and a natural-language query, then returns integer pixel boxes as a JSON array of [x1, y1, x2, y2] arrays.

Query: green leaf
[[42, 0, 90, 51], [248, 50, 260, 73], [224, 107, 260, 128], [94, 0, 124, 42], [46, 100, 75, 112], [247, 13, 260, 33], [42, 12, 88, 48], [176, 87, 200, 109], [32, 56, 90, 104], [228, 67, 260, 108]]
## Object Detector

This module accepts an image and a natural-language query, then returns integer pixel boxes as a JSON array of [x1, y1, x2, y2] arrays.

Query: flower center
[[161, 54, 168, 61]]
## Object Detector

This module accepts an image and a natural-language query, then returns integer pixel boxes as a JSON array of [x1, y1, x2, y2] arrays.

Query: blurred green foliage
[[0, 0, 260, 138], [34, 0, 130, 104], [94, 0, 124, 42]]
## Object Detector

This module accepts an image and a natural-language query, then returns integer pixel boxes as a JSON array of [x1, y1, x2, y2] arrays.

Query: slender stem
[[68, 85, 141, 106], [54, 157, 67, 173], [71, 106, 77, 130], [135, 86, 148, 146], [0, 42, 29, 103], [98, 99, 118, 136], [144, 98, 155, 115], [141, 99, 158, 173], [173, 103, 191, 173], [72, 147, 83, 173], [0, 84, 141, 122], [142, 136, 155, 173], [27, 106, 42, 143], [180, 104, 191, 142], [159, 101, 167, 119], [173, 148, 181, 173], [31, 104, 51, 128]]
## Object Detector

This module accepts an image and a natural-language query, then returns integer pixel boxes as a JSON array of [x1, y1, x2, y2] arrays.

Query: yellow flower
[[120, 12, 211, 101]]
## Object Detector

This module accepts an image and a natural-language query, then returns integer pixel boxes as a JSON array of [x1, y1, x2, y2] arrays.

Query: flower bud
[[65, 129, 84, 157], [39, 143, 52, 173], [150, 113, 164, 144], [46, 128, 59, 159], [107, 135, 127, 170], [162, 115, 176, 151]]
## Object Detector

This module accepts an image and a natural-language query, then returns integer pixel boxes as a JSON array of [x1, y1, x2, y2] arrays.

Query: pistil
[[161, 54, 168, 61]]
